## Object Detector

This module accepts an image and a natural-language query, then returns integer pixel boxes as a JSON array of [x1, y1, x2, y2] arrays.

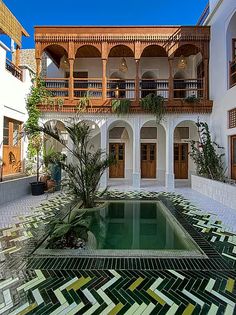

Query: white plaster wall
[[206, 0, 236, 177], [46, 56, 198, 80], [0, 42, 32, 166], [191, 174, 236, 210]]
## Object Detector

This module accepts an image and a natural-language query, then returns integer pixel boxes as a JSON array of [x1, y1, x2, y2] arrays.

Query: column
[[135, 59, 140, 102], [68, 58, 74, 100], [204, 58, 209, 100], [133, 117, 141, 188], [36, 58, 42, 78], [100, 120, 108, 189], [168, 57, 174, 101], [102, 59, 107, 100], [165, 120, 175, 190], [15, 45, 21, 68]]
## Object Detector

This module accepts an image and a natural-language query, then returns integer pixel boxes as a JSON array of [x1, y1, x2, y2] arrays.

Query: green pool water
[[90, 201, 197, 251]]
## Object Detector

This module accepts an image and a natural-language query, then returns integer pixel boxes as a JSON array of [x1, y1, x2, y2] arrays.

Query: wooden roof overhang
[[0, 0, 29, 47]]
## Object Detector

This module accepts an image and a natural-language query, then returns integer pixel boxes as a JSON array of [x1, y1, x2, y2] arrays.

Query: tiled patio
[[0, 188, 235, 314]]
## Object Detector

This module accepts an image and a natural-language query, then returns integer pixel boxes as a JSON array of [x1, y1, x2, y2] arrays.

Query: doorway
[[141, 143, 156, 178], [109, 143, 125, 178], [174, 143, 188, 179], [231, 135, 236, 180]]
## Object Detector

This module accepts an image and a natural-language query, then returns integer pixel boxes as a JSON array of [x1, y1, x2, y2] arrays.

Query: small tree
[[29, 120, 115, 208], [30, 134, 43, 183], [190, 121, 226, 181]]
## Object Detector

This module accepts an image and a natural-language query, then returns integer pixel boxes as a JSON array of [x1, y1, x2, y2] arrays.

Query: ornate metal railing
[[5, 59, 22, 81]]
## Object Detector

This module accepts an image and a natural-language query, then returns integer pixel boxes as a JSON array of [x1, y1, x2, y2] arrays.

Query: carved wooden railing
[[5, 59, 22, 81], [140, 79, 169, 99], [230, 59, 236, 88], [173, 78, 204, 99], [44, 78, 69, 97], [107, 79, 135, 99], [74, 78, 102, 98]]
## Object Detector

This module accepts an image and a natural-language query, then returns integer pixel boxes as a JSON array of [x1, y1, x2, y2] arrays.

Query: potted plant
[[29, 134, 45, 195]]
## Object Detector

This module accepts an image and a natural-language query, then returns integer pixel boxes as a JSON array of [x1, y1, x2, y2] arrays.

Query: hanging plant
[[57, 98, 64, 109], [185, 94, 200, 104], [141, 93, 166, 123], [111, 99, 131, 115]]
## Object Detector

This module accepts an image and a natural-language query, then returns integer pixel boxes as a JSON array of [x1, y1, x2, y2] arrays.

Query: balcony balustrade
[[5, 59, 22, 81], [230, 59, 236, 88]]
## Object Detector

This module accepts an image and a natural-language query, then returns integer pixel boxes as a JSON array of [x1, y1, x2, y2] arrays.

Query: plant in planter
[[184, 94, 200, 104], [141, 93, 165, 123], [29, 134, 45, 195], [29, 120, 115, 248], [190, 121, 226, 181], [111, 99, 131, 115]]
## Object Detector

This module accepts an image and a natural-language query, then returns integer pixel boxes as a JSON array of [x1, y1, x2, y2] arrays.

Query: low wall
[[0, 175, 37, 205], [191, 175, 236, 210]]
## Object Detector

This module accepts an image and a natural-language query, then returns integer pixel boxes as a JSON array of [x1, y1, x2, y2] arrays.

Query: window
[[229, 108, 236, 129], [174, 127, 189, 140], [3, 117, 9, 145], [232, 39, 236, 61]]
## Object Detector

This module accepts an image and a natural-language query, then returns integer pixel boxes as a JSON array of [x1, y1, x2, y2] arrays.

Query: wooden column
[[204, 58, 209, 99], [36, 58, 42, 78], [68, 58, 74, 100], [15, 45, 20, 67], [102, 59, 107, 100], [135, 59, 140, 103], [168, 57, 174, 101]]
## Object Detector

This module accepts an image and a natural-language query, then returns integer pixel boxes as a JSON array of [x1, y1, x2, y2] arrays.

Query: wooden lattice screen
[[229, 108, 236, 129]]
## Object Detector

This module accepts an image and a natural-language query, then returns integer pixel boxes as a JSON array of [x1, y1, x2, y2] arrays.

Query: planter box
[[191, 175, 236, 210], [0, 175, 37, 205]]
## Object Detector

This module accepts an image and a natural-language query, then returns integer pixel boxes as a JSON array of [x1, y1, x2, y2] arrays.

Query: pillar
[[165, 120, 175, 190], [68, 58, 74, 100], [36, 58, 42, 78], [133, 117, 141, 188], [15, 45, 21, 68], [102, 59, 107, 100], [168, 57, 174, 100], [204, 58, 209, 99], [135, 59, 140, 102], [100, 120, 108, 189]]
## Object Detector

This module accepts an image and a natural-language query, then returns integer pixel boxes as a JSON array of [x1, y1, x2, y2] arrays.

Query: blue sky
[[3, 0, 208, 49]]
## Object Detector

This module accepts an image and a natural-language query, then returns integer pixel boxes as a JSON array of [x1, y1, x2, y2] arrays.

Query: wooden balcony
[[39, 77, 213, 113], [230, 58, 236, 88], [5, 59, 22, 81]]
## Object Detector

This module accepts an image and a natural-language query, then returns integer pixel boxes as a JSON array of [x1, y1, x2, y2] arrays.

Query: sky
[[2, 0, 208, 49]]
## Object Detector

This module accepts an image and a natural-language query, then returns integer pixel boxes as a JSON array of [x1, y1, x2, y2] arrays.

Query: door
[[231, 135, 236, 180], [109, 143, 125, 178], [174, 143, 188, 179], [2, 117, 22, 176], [141, 143, 156, 178]]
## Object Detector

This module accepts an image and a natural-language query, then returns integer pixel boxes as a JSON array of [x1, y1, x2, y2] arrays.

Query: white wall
[[46, 56, 198, 80], [0, 42, 32, 167], [207, 0, 236, 177]]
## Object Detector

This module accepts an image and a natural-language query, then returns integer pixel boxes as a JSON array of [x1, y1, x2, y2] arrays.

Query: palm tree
[[28, 120, 114, 208]]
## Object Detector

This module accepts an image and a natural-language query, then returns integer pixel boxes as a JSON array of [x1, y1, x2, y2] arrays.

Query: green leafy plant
[[185, 94, 200, 104], [111, 99, 131, 115], [57, 97, 64, 109], [28, 121, 115, 208], [30, 134, 43, 183], [141, 94, 165, 123], [25, 78, 51, 157], [190, 121, 226, 181]]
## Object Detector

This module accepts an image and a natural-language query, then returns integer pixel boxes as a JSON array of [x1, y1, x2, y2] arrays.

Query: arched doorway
[[140, 121, 166, 183], [173, 120, 198, 179], [227, 11, 236, 87], [108, 120, 133, 180], [173, 71, 186, 99], [109, 71, 126, 99]]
